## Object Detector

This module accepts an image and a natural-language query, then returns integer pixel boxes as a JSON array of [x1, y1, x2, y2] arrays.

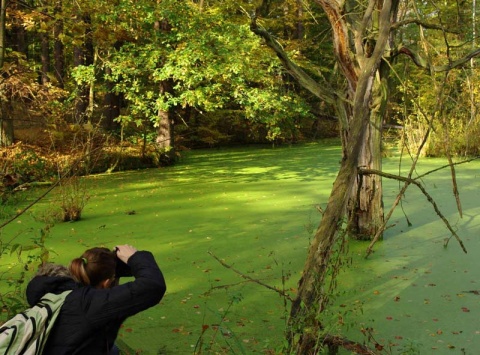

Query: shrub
[[57, 177, 90, 222]]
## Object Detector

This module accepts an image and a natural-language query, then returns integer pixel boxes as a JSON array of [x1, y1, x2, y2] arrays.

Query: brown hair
[[69, 247, 116, 287]]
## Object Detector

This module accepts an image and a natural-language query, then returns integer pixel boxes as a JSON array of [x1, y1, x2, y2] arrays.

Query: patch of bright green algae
[[0, 142, 341, 353], [332, 157, 480, 354]]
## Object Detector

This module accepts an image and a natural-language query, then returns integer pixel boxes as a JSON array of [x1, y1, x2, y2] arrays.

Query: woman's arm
[[84, 249, 167, 326]]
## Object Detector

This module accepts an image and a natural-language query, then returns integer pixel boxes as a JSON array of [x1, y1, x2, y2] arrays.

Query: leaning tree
[[252, 0, 480, 352]]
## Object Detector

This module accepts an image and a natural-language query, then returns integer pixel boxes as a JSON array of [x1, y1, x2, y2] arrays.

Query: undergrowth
[[0, 224, 52, 321]]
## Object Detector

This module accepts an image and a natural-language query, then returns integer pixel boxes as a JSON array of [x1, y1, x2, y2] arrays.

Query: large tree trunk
[[156, 80, 176, 165], [102, 67, 121, 131], [0, 102, 14, 147], [287, 102, 368, 353], [156, 104, 173, 149], [154, 14, 176, 165], [0, 0, 13, 147], [347, 59, 392, 238], [345, 94, 385, 240], [286, 0, 396, 351], [10, 0, 27, 56], [317, 0, 389, 241]]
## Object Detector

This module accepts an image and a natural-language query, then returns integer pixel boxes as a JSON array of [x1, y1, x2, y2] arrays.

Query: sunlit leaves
[[104, 1, 311, 140], [71, 65, 95, 85]]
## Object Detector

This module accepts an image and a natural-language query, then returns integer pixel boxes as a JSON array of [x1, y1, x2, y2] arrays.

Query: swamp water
[[0, 140, 479, 354]]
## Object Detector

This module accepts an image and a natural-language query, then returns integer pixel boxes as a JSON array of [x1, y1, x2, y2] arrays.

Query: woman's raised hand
[[115, 244, 138, 264]]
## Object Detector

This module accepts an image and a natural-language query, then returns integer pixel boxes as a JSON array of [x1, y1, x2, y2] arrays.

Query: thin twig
[[0, 181, 61, 230], [208, 251, 294, 302], [414, 156, 480, 179], [364, 156, 480, 256]]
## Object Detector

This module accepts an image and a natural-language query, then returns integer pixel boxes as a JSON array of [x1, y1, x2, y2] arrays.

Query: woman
[[26, 245, 166, 354]]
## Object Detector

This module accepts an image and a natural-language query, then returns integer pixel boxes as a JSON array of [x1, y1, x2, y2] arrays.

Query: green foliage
[[194, 291, 247, 355], [71, 65, 96, 86], [0, 148, 54, 204], [0, 225, 52, 320], [393, 66, 480, 157], [10, 149, 52, 183], [102, 1, 313, 145], [3, 0, 333, 152]]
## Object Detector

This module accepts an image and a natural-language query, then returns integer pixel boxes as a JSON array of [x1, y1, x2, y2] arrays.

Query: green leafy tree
[[104, 0, 313, 153]]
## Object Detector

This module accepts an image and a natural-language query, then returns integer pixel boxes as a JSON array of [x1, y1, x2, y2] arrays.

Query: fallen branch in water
[[360, 167, 467, 256], [208, 251, 293, 302]]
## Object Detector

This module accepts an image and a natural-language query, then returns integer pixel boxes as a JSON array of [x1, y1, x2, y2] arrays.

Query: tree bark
[[102, 66, 121, 130], [346, 62, 390, 239], [287, 65, 377, 349], [156, 79, 176, 165], [40, 31, 50, 85], [0, 0, 7, 68], [53, 0, 65, 88], [295, 0, 304, 40], [0, 102, 14, 147], [154, 13, 176, 165], [10, 0, 27, 56], [0, 0, 14, 147]]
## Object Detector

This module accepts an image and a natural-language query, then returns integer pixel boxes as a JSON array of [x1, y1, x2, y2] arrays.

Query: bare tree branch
[[250, 18, 336, 104], [415, 157, 480, 178], [360, 168, 467, 255], [208, 251, 294, 302], [392, 18, 461, 33], [396, 46, 480, 72]]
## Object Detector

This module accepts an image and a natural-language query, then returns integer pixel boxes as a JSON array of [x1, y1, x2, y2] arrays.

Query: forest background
[[1, 0, 480, 354]]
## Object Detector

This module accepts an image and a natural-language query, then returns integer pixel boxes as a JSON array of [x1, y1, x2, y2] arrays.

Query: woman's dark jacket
[[26, 251, 166, 354]]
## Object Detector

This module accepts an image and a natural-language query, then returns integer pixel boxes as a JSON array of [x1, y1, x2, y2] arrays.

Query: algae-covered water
[[335, 157, 480, 354], [0, 140, 479, 354]]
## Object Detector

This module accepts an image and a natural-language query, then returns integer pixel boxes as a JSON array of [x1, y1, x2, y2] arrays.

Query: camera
[[113, 249, 133, 278]]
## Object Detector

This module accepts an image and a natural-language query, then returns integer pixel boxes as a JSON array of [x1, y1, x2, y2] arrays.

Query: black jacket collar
[[26, 275, 77, 306]]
